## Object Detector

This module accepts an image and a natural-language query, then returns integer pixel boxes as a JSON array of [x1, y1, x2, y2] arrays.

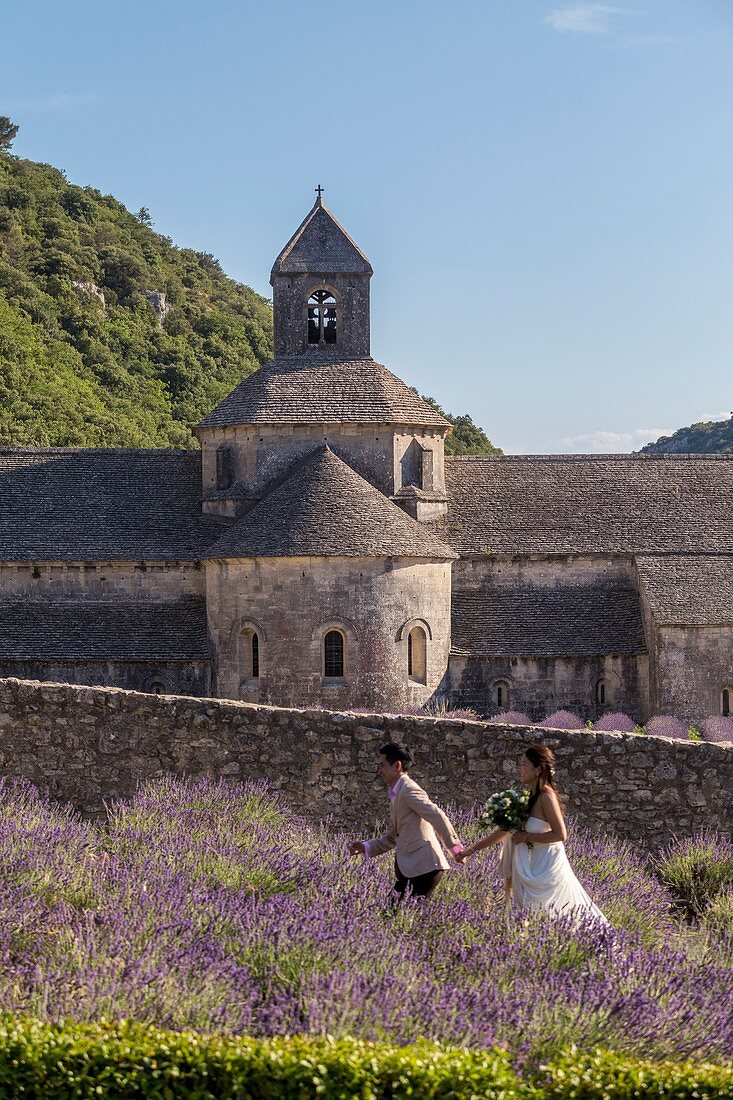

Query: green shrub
[[535, 1047, 733, 1098], [0, 1018, 521, 1099], [658, 835, 733, 920], [703, 889, 733, 936], [0, 1019, 730, 1098]]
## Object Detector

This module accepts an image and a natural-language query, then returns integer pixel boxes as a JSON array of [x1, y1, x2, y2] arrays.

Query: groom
[[349, 742, 464, 902]]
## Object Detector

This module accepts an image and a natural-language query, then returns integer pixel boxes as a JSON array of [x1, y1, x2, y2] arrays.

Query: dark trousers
[[392, 859, 444, 904]]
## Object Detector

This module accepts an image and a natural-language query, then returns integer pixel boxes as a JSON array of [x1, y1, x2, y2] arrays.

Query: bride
[[458, 744, 606, 921]]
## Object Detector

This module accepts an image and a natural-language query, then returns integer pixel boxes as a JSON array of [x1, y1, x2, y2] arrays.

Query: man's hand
[[450, 843, 465, 862], [349, 841, 367, 856]]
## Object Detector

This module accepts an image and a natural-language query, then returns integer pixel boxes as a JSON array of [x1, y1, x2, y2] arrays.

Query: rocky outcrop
[[72, 281, 106, 308], [144, 291, 171, 326]]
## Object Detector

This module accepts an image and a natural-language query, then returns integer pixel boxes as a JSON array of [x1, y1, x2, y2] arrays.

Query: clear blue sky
[[3, 1, 732, 453]]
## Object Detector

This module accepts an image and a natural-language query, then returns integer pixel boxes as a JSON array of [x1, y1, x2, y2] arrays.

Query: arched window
[[722, 686, 732, 717], [407, 626, 427, 684], [323, 629, 345, 678], [307, 289, 338, 345], [596, 679, 607, 706], [495, 680, 510, 709], [251, 632, 260, 679], [147, 680, 167, 696], [216, 444, 234, 491], [241, 628, 260, 681]]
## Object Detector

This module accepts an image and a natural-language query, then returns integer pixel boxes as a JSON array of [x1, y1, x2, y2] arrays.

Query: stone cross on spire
[[315, 184, 324, 205]]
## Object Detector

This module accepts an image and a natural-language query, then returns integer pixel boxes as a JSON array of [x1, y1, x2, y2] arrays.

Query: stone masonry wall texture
[[0, 678, 728, 846]]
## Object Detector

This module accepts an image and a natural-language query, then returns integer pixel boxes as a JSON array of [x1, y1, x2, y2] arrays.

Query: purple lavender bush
[[646, 715, 690, 740], [700, 715, 733, 743], [592, 712, 638, 733], [538, 710, 585, 731], [0, 776, 729, 1068], [485, 711, 531, 726]]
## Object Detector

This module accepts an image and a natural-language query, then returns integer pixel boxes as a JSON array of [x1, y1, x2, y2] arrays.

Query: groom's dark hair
[[379, 743, 412, 769]]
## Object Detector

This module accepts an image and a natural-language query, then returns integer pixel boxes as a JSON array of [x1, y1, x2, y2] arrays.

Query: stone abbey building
[[0, 196, 732, 722]]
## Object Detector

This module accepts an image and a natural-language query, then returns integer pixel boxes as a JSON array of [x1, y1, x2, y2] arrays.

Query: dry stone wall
[[0, 677, 729, 845]]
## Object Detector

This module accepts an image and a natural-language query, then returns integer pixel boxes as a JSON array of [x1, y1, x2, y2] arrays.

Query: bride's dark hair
[[525, 743, 559, 815]]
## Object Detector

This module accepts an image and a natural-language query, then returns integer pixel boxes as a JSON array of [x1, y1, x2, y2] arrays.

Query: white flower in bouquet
[[478, 787, 531, 833]]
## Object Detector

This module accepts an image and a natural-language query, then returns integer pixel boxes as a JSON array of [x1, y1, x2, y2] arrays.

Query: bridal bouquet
[[478, 787, 531, 832]]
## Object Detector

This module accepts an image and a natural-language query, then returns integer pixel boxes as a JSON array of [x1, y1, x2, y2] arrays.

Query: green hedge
[[0, 1019, 520, 1099], [536, 1048, 733, 1099], [0, 1018, 729, 1098]]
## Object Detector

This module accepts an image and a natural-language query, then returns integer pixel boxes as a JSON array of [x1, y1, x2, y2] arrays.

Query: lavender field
[[0, 776, 730, 1070]]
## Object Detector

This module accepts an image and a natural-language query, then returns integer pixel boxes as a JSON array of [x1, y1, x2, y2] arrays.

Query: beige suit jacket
[[366, 774, 461, 877]]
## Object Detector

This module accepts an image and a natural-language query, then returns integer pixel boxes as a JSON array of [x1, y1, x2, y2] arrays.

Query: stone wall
[[0, 561, 205, 600], [198, 423, 396, 507], [446, 652, 649, 724], [0, 660, 211, 697], [0, 677, 728, 846], [653, 625, 733, 722], [198, 423, 448, 513]]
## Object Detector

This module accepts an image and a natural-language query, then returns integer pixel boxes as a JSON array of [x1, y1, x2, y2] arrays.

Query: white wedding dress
[[499, 816, 607, 922]]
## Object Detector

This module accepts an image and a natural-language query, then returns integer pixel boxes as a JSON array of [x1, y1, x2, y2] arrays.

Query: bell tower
[[270, 188, 373, 358], [198, 189, 451, 523]]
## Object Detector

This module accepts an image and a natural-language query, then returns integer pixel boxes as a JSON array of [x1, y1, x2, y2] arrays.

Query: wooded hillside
[[640, 416, 733, 454], [0, 129, 500, 454]]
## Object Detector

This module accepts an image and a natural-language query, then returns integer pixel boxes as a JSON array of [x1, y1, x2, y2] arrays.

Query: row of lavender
[[0, 775, 730, 1068], [484, 709, 732, 741], [392, 703, 733, 741]]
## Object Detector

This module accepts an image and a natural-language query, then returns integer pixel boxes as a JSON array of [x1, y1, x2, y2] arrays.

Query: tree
[[135, 206, 153, 226], [412, 390, 502, 455], [0, 116, 19, 153]]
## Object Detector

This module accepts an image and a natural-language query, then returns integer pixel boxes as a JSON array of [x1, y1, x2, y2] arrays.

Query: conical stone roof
[[197, 351, 450, 429], [205, 446, 457, 560], [271, 199, 372, 277]]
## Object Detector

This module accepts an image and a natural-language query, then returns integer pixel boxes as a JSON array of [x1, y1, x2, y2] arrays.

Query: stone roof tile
[[0, 599, 210, 660], [271, 200, 372, 276], [206, 445, 457, 560], [0, 448, 226, 562], [452, 579, 647, 656], [444, 454, 733, 555], [636, 555, 733, 625], [197, 352, 450, 429]]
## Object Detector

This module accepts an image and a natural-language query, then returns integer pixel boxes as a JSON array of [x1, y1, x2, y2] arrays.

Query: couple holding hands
[[349, 741, 606, 920]]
